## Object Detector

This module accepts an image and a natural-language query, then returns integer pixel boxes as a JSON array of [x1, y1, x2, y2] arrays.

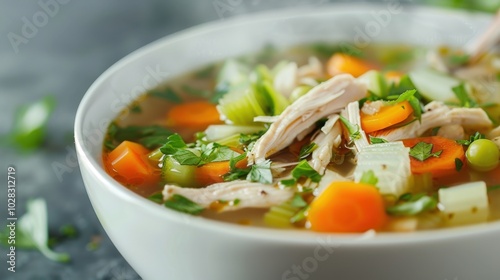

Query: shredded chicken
[[487, 125, 500, 139], [465, 10, 500, 64], [162, 181, 294, 212], [361, 100, 384, 116], [341, 101, 370, 153], [373, 101, 493, 142], [274, 57, 324, 97], [436, 124, 465, 140], [310, 114, 342, 175], [248, 74, 367, 164]]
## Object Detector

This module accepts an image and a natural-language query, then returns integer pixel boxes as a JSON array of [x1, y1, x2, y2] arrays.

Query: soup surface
[[103, 43, 500, 233]]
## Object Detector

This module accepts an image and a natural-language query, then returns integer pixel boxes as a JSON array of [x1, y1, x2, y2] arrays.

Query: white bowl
[[75, 4, 500, 280]]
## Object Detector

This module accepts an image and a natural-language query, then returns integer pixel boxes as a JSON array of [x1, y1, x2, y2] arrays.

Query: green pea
[[466, 139, 500, 172]]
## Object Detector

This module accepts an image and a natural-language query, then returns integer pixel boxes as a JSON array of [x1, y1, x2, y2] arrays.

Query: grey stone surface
[[0, 0, 423, 279]]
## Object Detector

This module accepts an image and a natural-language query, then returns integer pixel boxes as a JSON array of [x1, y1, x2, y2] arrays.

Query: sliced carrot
[[307, 181, 387, 233], [167, 101, 222, 128], [361, 100, 414, 133], [326, 53, 378, 78], [195, 150, 248, 186], [402, 136, 465, 178], [107, 141, 160, 186]]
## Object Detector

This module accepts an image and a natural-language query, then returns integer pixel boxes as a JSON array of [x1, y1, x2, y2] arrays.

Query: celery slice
[[263, 201, 300, 228]]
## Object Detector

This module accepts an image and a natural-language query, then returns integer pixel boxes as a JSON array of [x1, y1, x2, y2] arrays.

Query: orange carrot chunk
[[167, 101, 222, 128], [326, 53, 378, 78], [107, 141, 159, 185], [195, 150, 248, 186], [361, 100, 414, 133], [307, 181, 387, 233], [402, 136, 465, 178]]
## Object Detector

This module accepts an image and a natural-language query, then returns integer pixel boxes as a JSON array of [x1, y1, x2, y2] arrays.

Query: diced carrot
[[107, 141, 160, 185], [167, 101, 222, 128], [326, 53, 378, 78], [402, 136, 466, 178], [361, 100, 414, 133], [195, 149, 247, 186], [307, 181, 387, 233]]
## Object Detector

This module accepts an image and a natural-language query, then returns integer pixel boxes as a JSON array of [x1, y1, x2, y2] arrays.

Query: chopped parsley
[[164, 194, 204, 215], [290, 194, 308, 208], [359, 170, 378, 186], [409, 142, 443, 161], [298, 142, 318, 159], [456, 131, 485, 146], [455, 158, 464, 172], [148, 87, 182, 103], [148, 193, 164, 204], [452, 83, 477, 108], [247, 160, 273, 184], [369, 136, 388, 144], [7, 95, 56, 151], [388, 89, 422, 122], [0, 198, 70, 262], [106, 123, 172, 150], [386, 194, 438, 216], [339, 115, 361, 140], [285, 160, 322, 185]]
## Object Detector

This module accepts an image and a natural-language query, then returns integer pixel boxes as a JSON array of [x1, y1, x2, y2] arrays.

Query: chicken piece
[[248, 74, 367, 164], [162, 181, 293, 212], [465, 10, 500, 64], [372, 101, 493, 142], [341, 101, 370, 153], [448, 107, 492, 130], [436, 124, 465, 140], [273, 57, 324, 98], [487, 125, 500, 139], [310, 114, 342, 175]]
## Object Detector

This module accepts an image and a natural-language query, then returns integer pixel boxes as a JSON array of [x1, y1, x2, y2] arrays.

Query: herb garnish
[[0, 198, 70, 262], [6, 95, 56, 151], [409, 142, 443, 161], [281, 160, 322, 186], [388, 89, 422, 122], [339, 115, 361, 140], [148, 193, 164, 204], [369, 136, 388, 144], [452, 83, 476, 108], [164, 194, 204, 215], [290, 194, 308, 208], [455, 158, 464, 172], [148, 87, 182, 103], [299, 142, 318, 159], [456, 131, 485, 146], [386, 193, 438, 216], [105, 123, 172, 150], [359, 170, 379, 185]]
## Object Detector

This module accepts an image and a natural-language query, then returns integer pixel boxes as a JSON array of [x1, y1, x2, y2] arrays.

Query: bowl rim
[[75, 3, 500, 246]]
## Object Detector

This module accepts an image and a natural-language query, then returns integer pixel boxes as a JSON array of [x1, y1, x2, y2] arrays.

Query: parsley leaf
[[456, 131, 485, 146], [299, 142, 318, 159], [164, 194, 204, 215], [339, 115, 361, 140], [291, 160, 322, 183], [409, 142, 443, 161], [247, 160, 273, 184], [452, 83, 476, 108], [8, 95, 56, 151], [386, 195, 438, 216], [107, 123, 172, 150], [369, 136, 388, 144], [359, 170, 378, 185], [0, 198, 71, 262], [388, 89, 422, 122], [455, 158, 464, 172], [148, 87, 182, 103], [290, 194, 308, 208], [280, 178, 297, 187], [160, 134, 188, 154], [148, 193, 163, 203]]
